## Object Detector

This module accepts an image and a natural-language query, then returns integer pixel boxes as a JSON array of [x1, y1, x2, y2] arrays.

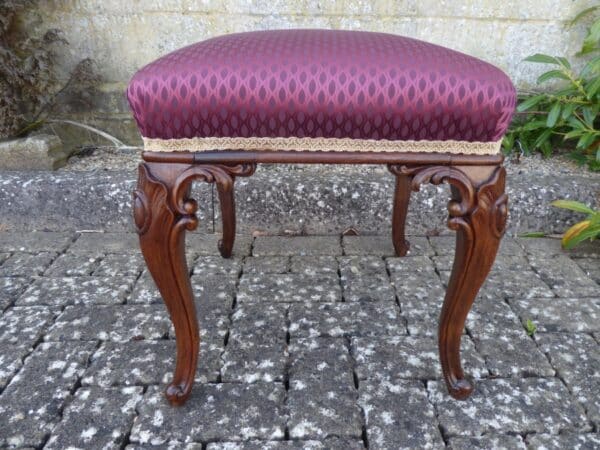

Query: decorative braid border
[[142, 136, 503, 155]]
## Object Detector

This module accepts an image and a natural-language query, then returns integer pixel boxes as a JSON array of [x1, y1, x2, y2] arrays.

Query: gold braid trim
[[142, 136, 502, 155]]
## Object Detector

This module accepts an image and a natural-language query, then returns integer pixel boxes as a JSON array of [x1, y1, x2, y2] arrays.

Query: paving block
[[386, 255, 435, 274], [343, 235, 433, 256], [289, 256, 338, 276], [287, 379, 362, 440], [338, 256, 387, 278], [429, 378, 589, 436], [0, 341, 96, 448], [253, 236, 342, 256], [0, 251, 57, 276], [0, 277, 30, 310], [341, 274, 396, 302], [448, 434, 526, 450], [0, 305, 58, 344], [0, 342, 31, 389], [528, 255, 600, 298], [238, 274, 341, 303], [228, 303, 288, 343], [352, 335, 487, 381], [45, 304, 172, 342], [68, 232, 140, 253], [44, 386, 142, 450], [192, 256, 242, 277], [289, 301, 405, 338], [130, 384, 286, 444], [206, 439, 364, 449], [535, 332, 600, 427], [508, 297, 600, 333], [359, 379, 444, 449], [45, 252, 102, 276], [93, 253, 146, 277], [0, 232, 74, 253], [526, 433, 600, 450], [221, 336, 287, 383], [243, 256, 290, 274], [466, 296, 528, 337], [472, 331, 555, 377], [288, 337, 355, 385], [82, 339, 223, 387], [16, 276, 134, 307], [188, 233, 253, 257]]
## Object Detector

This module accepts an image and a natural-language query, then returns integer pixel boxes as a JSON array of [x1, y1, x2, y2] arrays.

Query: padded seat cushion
[[127, 29, 516, 155]]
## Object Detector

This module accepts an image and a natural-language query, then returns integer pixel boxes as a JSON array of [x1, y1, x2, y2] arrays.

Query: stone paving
[[0, 231, 598, 449]]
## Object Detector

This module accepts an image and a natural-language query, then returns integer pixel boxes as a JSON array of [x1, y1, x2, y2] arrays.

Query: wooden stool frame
[[133, 150, 507, 406]]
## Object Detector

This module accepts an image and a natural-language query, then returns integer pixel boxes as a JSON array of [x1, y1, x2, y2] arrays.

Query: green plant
[[552, 200, 600, 249], [503, 6, 600, 171], [0, 0, 99, 139], [524, 319, 537, 337]]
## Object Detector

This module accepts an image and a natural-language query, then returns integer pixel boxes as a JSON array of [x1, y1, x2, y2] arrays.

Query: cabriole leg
[[133, 162, 200, 406], [439, 165, 507, 398], [390, 163, 508, 399]]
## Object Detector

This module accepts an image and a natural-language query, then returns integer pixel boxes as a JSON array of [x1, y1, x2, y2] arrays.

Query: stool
[[127, 29, 516, 406]]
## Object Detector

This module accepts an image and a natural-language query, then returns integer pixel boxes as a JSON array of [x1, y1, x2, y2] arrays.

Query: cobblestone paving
[[0, 231, 598, 449]]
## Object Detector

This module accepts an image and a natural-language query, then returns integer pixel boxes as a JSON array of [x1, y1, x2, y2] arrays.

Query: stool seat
[[127, 29, 516, 155]]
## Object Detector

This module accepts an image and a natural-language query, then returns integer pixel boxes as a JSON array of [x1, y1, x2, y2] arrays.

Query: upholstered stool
[[127, 29, 516, 406]]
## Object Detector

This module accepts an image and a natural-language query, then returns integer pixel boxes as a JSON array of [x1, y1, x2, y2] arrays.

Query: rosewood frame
[[133, 150, 507, 406]]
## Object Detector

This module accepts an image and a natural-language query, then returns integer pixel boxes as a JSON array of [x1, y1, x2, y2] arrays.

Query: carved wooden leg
[[133, 161, 256, 405], [133, 162, 200, 406], [390, 171, 411, 256], [440, 166, 507, 398], [392, 164, 508, 399], [216, 181, 236, 258]]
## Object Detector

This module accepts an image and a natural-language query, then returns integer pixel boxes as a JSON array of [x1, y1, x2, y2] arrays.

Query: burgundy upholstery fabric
[[127, 29, 516, 143]]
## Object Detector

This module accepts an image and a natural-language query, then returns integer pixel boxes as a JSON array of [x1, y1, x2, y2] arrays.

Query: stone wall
[[26, 0, 597, 147]]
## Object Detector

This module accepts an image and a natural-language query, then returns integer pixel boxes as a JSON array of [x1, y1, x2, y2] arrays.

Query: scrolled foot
[[218, 238, 232, 258], [166, 382, 193, 406], [446, 377, 474, 400], [394, 239, 410, 257]]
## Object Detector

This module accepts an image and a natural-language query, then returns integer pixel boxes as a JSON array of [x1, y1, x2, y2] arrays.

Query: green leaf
[[563, 224, 600, 249], [517, 94, 546, 112], [580, 20, 600, 55], [567, 116, 586, 129], [546, 103, 561, 127], [537, 69, 570, 84], [577, 133, 597, 149], [541, 139, 553, 157], [586, 76, 600, 98], [569, 5, 600, 26], [534, 128, 553, 149], [561, 103, 576, 120], [564, 129, 585, 140], [525, 319, 537, 336], [582, 56, 600, 78], [556, 57, 572, 69], [502, 133, 515, 152], [582, 107, 597, 126], [551, 200, 596, 215], [524, 53, 559, 64], [519, 231, 547, 238], [521, 120, 549, 131]]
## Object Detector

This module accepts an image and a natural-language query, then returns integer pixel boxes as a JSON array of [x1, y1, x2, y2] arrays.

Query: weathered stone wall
[[26, 0, 597, 146]]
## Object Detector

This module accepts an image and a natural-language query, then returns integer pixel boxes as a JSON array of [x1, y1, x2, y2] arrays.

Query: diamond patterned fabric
[[127, 29, 516, 148]]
